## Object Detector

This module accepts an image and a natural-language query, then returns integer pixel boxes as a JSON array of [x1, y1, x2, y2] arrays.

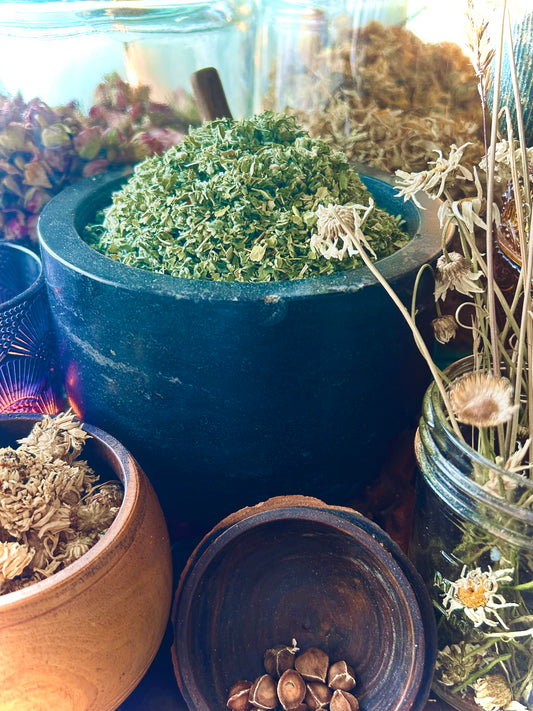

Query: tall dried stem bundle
[[311, 2, 533, 706]]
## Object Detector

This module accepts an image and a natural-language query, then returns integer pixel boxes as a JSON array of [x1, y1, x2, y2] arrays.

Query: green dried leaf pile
[[85, 111, 409, 282]]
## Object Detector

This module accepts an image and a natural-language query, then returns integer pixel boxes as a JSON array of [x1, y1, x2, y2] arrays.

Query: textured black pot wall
[[38, 169, 443, 525]]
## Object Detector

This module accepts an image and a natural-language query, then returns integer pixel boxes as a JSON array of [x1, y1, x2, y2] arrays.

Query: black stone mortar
[[38, 165, 445, 526]]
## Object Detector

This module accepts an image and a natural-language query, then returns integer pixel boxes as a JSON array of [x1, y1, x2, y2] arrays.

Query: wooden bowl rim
[[172, 495, 432, 711], [0, 413, 140, 609]]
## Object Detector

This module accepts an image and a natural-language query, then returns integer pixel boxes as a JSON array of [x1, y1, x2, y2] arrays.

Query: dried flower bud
[[74, 127, 104, 160], [23, 161, 52, 189], [327, 661, 356, 691], [305, 682, 332, 709], [0, 124, 33, 153], [329, 689, 359, 711], [264, 639, 299, 677], [431, 314, 458, 345], [249, 675, 278, 710], [295, 648, 329, 683], [278, 669, 306, 710], [227, 680, 253, 711], [41, 124, 71, 149]]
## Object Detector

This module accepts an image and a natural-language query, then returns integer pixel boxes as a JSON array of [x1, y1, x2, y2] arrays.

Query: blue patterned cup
[[0, 242, 62, 413]]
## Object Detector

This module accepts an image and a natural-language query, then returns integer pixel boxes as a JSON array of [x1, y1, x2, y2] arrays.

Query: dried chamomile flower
[[434, 252, 484, 302], [432, 314, 458, 344], [311, 202, 377, 261], [395, 143, 473, 207], [449, 372, 518, 428], [434, 642, 489, 687], [17, 409, 89, 463], [473, 673, 528, 711], [0, 412, 124, 594], [0, 540, 34, 582], [442, 565, 517, 629]]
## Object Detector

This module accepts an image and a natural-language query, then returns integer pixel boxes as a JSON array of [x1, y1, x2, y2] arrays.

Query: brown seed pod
[[330, 689, 359, 711], [249, 674, 278, 710], [227, 680, 253, 711], [264, 639, 299, 678], [294, 647, 329, 683], [278, 669, 306, 710], [327, 661, 356, 691], [305, 681, 332, 710]]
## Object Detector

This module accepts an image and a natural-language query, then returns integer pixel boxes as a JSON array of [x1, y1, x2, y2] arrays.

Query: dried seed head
[[431, 314, 458, 345], [294, 648, 329, 683], [227, 681, 253, 711], [264, 639, 299, 677], [327, 661, 356, 691], [449, 372, 518, 427], [434, 251, 483, 302], [277, 669, 306, 710], [329, 689, 359, 711], [305, 681, 332, 710], [249, 675, 278, 710]]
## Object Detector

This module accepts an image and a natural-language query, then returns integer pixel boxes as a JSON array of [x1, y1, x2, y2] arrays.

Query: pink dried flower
[[82, 159, 110, 178], [73, 126, 103, 160], [23, 160, 52, 189]]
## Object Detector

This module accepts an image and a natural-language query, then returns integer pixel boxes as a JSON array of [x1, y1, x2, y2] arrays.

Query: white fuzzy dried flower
[[395, 143, 473, 207], [442, 565, 517, 629], [432, 314, 458, 344], [434, 251, 484, 302], [449, 372, 518, 428], [311, 202, 377, 261], [473, 673, 528, 711]]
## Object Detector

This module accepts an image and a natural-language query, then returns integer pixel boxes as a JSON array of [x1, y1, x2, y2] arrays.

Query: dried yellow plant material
[[0, 411, 123, 595]]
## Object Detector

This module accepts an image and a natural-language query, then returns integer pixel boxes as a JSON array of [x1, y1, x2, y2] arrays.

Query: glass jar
[[409, 356, 533, 711], [254, 0, 484, 178], [0, 0, 256, 248]]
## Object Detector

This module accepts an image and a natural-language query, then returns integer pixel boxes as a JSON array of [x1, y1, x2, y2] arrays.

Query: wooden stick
[[190, 67, 233, 122]]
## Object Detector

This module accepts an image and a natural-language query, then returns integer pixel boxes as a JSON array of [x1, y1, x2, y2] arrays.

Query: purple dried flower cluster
[[0, 73, 198, 247]]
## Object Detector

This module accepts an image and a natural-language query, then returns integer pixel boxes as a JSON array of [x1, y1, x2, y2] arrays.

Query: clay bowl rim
[[0, 241, 44, 310], [38, 163, 446, 302], [172, 497, 435, 711], [0, 413, 139, 610]]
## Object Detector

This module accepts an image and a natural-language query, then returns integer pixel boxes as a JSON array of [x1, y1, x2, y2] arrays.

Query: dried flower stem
[[484, 0, 507, 380], [333, 206, 462, 438]]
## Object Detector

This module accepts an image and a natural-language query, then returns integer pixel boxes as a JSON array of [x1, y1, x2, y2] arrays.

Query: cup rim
[[38, 165, 446, 302], [0, 242, 43, 310]]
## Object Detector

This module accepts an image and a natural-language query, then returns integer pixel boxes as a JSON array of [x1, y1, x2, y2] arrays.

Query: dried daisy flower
[[434, 252, 484, 302], [473, 673, 528, 711], [395, 143, 474, 208], [442, 565, 517, 629], [432, 314, 459, 344], [0, 541, 34, 583], [449, 372, 518, 428], [434, 642, 490, 687], [0, 411, 124, 595], [17, 410, 90, 463], [311, 202, 377, 261]]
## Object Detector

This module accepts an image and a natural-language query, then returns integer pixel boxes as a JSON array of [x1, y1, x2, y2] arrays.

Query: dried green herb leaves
[[85, 112, 409, 282]]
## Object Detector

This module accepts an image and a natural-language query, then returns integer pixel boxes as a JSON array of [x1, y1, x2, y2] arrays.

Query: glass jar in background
[[0, 0, 256, 248], [255, 0, 484, 179], [410, 356, 533, 711]]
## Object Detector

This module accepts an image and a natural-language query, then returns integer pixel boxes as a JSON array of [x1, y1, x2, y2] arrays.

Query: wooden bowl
[[172, 496, 436, 711], [0, 414, 173, 711]]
